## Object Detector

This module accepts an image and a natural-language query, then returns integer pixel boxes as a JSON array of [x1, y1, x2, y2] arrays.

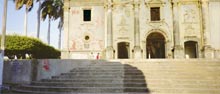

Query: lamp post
[[0, 0, 8, 89]]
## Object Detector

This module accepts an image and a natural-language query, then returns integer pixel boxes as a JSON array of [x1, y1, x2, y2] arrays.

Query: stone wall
[[3, 59, 220, 85], [3, 60, 33, 84], [62, 0, 220, 59], [209, 2, 220, 50], [3, 59, 96, 84], [62, 1, 105, 59]]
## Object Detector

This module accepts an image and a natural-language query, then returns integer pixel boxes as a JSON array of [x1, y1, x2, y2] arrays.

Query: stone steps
[[15, 85, 148, 93], [11, 59, 220, 94], [52, 75, 145, 79], [12, 89, 148, 94], [40, 79, 146, 83], [31, 81, 220, 88], [12, 61, 149, 93], [61, 72, 142, 75], [31, 82, 147, 87], [149, 88, 220, 94]]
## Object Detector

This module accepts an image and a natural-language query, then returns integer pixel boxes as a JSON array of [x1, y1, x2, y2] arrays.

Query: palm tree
[[40, 0, 63, 46], [40, 0, 59, 45], [37, 0, 41, 39], [58, 17, 63, 49], [13, 0, 34, 36], [54, 0, 63, 49]]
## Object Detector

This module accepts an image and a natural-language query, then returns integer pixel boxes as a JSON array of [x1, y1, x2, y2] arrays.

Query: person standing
[[96, 53, 100, 60]]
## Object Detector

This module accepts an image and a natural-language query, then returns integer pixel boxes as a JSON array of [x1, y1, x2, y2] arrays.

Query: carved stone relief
[[113, 0, 133, 5], [181, 5, 200, 39], [114, 5, 131, 17], [69, 29, 104, 51], [118, 16, 128, 35], [184, 25, 196, 36], [183, 8, 197, 23]]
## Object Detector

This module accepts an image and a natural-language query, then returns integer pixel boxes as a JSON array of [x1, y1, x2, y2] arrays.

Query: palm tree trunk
[[24, 7, 28, 36], [48, 18, 51, 45], [37, 1, 41, 38], [0, 0, 8, 87], [58, 26, 61, 49]]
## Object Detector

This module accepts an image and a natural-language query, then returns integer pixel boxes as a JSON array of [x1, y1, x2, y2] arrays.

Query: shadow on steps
[[3, 60, 150, 94], [123, 64, 150, 93]]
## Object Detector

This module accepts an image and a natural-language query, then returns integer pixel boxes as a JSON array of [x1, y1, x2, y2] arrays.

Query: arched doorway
[[118, 42, 130, 59], [184, 41, 198, 58], [146, 32, 165, 58]]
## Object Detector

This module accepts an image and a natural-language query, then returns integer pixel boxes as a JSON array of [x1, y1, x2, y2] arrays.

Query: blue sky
[[0, 0, 61, 49]]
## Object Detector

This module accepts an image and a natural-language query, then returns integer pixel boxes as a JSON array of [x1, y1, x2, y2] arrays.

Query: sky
[[0, 0, 62, 49]]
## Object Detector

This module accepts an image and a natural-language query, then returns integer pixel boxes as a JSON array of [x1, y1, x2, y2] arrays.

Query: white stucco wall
[[112, 3, 134, 59], [62, 0, 220, 59], [209, 2, 220, 49], [68, 6, 105, 59]]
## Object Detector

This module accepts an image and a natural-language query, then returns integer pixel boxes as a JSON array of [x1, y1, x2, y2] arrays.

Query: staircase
[[12, 61, 149, 94], [118, 59, 220, 94], [11, 59, 220, 94]]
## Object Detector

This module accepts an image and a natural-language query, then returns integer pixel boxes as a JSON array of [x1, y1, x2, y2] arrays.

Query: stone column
[[202, 0, 214, 58], [61, 0, 70, 59], [105, 0, 114, 59], [133, 0, 142, 59], [172, 1, 184, 58]]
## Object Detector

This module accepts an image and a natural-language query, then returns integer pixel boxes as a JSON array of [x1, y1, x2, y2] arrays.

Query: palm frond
[[26, 0, 34, 11], [14, 0, 25, 10], [40, 0, 64, 28]]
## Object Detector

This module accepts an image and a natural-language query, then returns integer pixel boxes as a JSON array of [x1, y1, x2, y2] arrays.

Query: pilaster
[[105, 0, 114, 59], [172, 1, 184, 58], [201, 0, 214, 58], [62, 0, 70, 59], [174, 45, 185, 59], [133, 0, 142, 59]]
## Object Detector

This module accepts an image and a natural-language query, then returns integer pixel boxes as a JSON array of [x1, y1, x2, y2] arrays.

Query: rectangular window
[[83, 9, 91, 21], [150, 7, 160, 21]]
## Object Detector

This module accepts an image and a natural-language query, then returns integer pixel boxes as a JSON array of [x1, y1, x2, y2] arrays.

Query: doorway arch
[[184, 41, 198, 58], [118, 42, 130, 59], [146, 32, 165, 58]]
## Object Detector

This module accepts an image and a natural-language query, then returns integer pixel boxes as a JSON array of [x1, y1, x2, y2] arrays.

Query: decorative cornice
[[64, 0, 70, 11], [70, 0, 104, 2], [176, 0, 201, 8], [145, 0, 165, 7], [147, 0, 165, 4], [209, 0, 220, 2], [69, 0, 104, 6], [104, 1, 113, 10]]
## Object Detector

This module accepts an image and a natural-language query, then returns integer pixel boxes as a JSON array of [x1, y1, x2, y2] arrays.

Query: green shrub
[[0, 35, 60, 59]]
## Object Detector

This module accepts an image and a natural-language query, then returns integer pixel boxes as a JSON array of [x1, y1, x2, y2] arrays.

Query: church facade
[[62, 0, 220, 59]]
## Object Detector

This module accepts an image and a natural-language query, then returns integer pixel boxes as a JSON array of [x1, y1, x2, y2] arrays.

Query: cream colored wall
[[62, 0, 220, 59], [112, 1, 134, 59], [178, 1, 202, 58], [67, 6, 105, 59], [140, 0, 174, 58], [209, 1, 220, 58], [209, 2, 220, 49]]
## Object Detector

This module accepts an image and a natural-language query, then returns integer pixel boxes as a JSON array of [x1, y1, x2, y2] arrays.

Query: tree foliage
[[39, 0, 64, 45], [13, 0, 35, 11], [40, 0, 58, 20], [0, 35, 60, 59], [40, 0, 64, 28]]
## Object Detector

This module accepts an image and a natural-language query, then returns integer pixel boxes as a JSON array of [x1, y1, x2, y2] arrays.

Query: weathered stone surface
[[62, 0, 220, 59], [4, 59, 220, 94]]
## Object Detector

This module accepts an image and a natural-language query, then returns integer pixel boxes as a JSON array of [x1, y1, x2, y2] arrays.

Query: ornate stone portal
[[62, 0, 220, 59]]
